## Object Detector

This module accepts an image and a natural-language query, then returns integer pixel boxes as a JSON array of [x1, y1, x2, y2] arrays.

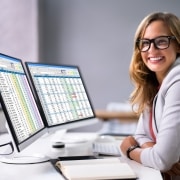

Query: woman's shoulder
[[164, 58, 180, 82], [160, 58, 180, 92]]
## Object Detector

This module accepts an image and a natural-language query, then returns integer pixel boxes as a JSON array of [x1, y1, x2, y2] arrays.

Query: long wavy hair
[[129, 12, 180, 115]]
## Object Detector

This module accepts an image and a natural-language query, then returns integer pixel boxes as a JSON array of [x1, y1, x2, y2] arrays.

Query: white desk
[[0, 132, 162, 180]]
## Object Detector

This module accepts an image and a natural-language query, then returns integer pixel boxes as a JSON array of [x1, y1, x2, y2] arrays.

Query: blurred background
[[0, 0, 179, 110]]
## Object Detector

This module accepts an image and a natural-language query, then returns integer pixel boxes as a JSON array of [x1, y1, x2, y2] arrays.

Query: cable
[[0, 156, 51, 165], [0, 141, 14, 155], [0, 142, 50, 164]]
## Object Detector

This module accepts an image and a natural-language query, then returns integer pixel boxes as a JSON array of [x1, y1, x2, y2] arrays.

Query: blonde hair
[[129, 12, 180, 115]]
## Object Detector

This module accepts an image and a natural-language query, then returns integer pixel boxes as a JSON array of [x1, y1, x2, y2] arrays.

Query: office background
[[0, 0, 179, 109]]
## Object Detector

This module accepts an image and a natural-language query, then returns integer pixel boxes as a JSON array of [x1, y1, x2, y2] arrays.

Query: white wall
[[0, 0, 179, 109], [39, 0, 180, 109], [0, 1, 39, 133], [0, 0, 39, 62]]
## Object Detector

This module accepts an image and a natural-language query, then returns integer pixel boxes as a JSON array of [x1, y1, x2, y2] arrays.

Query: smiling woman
[[120, 12, 180, 180], [138, 20, 179, 84]]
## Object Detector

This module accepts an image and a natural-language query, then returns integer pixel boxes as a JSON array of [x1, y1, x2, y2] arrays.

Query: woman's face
[[141, 20, 179, 83]]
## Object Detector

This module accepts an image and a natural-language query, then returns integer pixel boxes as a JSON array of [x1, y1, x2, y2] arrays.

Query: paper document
[[55, 157, 137, 180]]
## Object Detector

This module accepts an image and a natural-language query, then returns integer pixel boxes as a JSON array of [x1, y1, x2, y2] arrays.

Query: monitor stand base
[[0, 154, 50, 164]]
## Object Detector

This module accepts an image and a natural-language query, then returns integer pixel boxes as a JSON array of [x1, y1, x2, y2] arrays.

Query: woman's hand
[[121, 138, 180, 179], [120, 136, 138, 156], [121, 139, 180, 179], [120, 136, 150, 163]]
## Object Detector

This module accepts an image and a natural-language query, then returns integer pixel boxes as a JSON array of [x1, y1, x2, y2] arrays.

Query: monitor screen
[[0, 54, 47, 153], [25, 62, 96, 132]]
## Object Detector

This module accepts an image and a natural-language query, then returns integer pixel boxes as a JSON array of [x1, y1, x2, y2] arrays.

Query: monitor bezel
[[25, 61, 97, 132], [0, 53, 47, 152]]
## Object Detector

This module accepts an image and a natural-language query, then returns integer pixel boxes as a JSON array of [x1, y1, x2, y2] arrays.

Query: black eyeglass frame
[[136, 36, 176, 52]]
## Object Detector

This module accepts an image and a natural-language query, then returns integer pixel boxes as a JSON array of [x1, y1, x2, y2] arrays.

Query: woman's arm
[[120, 136, 180, 179]]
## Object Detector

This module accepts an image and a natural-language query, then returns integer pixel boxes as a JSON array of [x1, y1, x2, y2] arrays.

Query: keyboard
[[92, 142, 121, 156]]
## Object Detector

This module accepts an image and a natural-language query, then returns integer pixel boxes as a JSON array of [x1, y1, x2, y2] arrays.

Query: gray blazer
[[135, 58, 180, 172]]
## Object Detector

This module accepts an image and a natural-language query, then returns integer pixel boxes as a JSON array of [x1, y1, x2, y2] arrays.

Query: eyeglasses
[[136, 36, 176, 52]]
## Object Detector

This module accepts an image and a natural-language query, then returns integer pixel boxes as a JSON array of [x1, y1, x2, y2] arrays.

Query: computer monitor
[[25, 62, 96, 134], [0, 54, 47, 163], [0, 54, 97, 163]]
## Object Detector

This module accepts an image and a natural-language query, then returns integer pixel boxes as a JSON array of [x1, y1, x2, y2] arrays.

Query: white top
[[135, 58, 180, 172]]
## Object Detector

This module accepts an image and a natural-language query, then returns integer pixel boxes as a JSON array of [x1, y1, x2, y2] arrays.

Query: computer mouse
[[94, 135, 115, 143]]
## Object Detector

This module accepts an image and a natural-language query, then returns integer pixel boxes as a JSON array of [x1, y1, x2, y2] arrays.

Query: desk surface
[[0, 132, 162, 180]]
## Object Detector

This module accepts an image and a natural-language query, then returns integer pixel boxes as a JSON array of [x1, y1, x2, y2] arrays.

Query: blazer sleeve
[[134, 112, 154, 145], [139, 66, 180, 171]]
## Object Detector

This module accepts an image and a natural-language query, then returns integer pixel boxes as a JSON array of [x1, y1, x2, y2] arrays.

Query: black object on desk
[[58, 155, 97, 161]]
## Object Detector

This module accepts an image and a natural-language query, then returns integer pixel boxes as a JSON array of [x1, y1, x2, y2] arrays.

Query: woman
[[120, 12, 180, 180]]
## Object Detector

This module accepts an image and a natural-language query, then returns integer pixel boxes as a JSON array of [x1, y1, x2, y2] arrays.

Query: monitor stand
[[0, 136, 50, 164], [0, 153, 50, 164], [0, 132, 50, 164]]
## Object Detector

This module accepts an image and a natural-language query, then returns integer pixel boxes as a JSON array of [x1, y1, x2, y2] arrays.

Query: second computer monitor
[[25, 62, 95, 132]]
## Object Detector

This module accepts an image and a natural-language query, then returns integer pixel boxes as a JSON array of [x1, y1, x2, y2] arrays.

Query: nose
[[148, 42, 158, 52]]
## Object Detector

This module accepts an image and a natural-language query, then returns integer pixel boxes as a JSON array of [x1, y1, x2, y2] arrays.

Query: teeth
[[149, 57, 162, 61]]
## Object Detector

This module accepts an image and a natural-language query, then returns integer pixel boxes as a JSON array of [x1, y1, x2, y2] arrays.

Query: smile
[[148, 56, 163, 62]]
